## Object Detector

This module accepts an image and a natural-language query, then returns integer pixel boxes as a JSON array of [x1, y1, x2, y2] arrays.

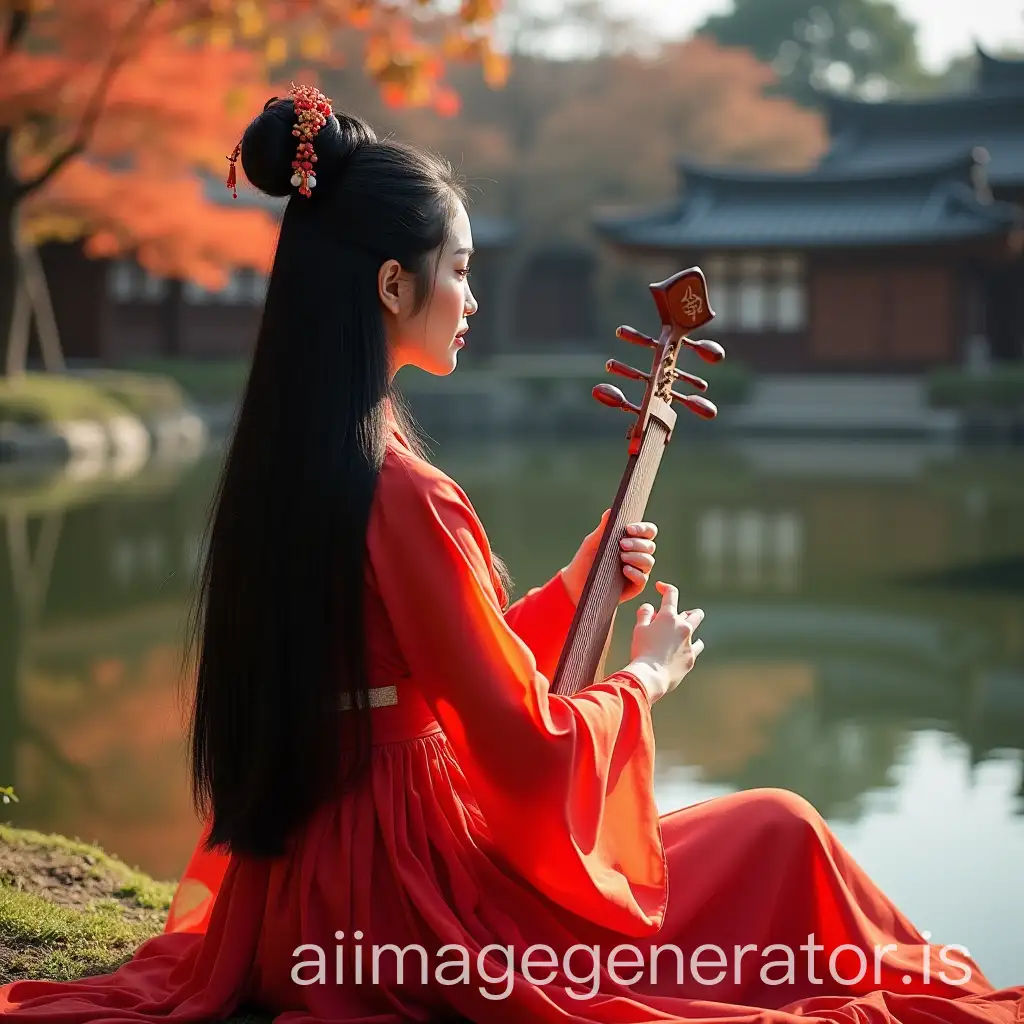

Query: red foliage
[[0, 0, 504, 284]]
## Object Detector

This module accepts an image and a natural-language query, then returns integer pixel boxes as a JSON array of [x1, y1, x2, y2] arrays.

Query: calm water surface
[[1, 437, 1022, 987]]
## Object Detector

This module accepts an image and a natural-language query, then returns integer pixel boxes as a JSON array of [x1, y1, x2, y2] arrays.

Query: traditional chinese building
[[594, 47, 1024, 374]]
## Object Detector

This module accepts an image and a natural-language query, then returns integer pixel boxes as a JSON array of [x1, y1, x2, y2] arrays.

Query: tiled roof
[[594, 152, 1019, 250], [595, 50, 1024, 253], [977, 46, 1024, 94], [820, 90, 1024, 186]]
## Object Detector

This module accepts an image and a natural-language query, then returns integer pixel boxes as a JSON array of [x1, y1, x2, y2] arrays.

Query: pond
[[1, 436, 1022, 988]]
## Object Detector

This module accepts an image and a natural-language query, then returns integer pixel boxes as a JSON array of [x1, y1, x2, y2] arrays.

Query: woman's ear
[[377, 259, 403, 316]]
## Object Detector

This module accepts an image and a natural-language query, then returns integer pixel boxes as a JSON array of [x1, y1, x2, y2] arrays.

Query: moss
[[0, 825, 271, 1022], [76, 369, 189, 419], [0, 374, 129, 427], [0, 886, 163, 983], [0, 369, 192, 429]]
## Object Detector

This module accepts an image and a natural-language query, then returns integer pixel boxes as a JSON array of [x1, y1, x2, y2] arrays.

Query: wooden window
[[184, 280, 212, 304], [776, 255, 807, 331], [702, 253, 807, 333], [737, 255, 768, 330], [140, 270, 167, 302], [109, 260, 136, 302]]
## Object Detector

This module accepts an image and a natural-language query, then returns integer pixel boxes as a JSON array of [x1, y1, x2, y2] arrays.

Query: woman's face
[[381, 201, 478, 378]]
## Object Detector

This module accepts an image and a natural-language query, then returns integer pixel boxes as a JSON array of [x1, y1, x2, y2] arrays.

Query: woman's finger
[[620, 538, 656, 553], [626, 522, 658, 539], [621, 553, 655, 572]]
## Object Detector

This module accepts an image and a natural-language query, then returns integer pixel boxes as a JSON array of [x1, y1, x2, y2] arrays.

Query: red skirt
[[2, 741, 1022, 1023]]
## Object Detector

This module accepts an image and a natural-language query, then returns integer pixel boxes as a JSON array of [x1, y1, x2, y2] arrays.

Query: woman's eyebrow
[[454, 247, 475, 256]]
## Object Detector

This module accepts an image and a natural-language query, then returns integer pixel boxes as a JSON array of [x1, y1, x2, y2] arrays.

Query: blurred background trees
[[696, 0, 927, 104], [695, 0, 1024, 104]]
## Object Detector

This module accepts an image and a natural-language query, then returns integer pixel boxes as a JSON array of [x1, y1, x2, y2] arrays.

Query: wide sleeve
[[367, 456, 667, 937], [502, 571, 577, 679]]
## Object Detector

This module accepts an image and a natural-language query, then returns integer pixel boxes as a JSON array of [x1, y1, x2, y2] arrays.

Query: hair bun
[[238, 95, 377, 199]]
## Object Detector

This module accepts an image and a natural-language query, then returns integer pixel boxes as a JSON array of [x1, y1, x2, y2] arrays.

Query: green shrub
[[71, 369, 188, 419], [927, 365, 1024, 410], [699, 357, 755, 406], [0, 375, 128, 427]]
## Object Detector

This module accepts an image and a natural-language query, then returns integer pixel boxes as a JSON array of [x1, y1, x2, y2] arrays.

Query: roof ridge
[[675, 148, 989, 189]]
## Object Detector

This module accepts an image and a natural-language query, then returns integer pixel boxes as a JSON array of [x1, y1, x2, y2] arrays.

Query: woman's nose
[[465, 288, 478, 316]]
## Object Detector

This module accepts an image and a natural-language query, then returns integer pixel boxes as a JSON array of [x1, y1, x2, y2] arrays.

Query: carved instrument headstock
[[592, 267, 723, 453]]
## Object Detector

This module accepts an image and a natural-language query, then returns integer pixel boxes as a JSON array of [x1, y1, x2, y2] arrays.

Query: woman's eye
[[457, 267, 472, 278]]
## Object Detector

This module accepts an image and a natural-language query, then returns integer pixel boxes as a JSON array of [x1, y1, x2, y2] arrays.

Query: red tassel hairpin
[[225, 83, 334, 200]]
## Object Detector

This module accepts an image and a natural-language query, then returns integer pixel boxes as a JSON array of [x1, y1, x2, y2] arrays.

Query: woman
[[2, 87, 1021, 1024]]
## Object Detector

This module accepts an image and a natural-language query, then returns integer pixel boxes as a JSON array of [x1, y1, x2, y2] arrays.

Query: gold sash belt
[[339, 685, 399, 711]]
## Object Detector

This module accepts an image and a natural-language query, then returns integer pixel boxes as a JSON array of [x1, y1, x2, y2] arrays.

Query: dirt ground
[[0, 834, 166, 925]]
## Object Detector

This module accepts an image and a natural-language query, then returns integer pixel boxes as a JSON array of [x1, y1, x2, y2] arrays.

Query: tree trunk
[[22, 240, 66, 372]]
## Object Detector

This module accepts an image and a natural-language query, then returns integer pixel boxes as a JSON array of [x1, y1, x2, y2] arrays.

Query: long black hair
[[183, 97, 471, 857]]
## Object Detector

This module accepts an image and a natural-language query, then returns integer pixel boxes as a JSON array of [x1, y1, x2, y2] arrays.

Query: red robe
[[2, 427, 1022, 1023]]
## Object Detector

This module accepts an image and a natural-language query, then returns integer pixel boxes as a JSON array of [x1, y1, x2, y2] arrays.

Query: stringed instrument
[[550, 267, 722, 697]]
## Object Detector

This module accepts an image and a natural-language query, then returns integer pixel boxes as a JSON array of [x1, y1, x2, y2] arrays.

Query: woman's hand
[[561, 509, 658, 606], [624, 582, 705, 703]]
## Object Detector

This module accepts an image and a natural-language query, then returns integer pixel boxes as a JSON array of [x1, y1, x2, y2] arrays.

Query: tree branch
[[2, 4, 30, 58], [15, 0, 159, 199]]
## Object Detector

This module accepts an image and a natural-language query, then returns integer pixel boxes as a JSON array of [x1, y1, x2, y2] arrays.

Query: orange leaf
[[265, 35, 288, 65], [434, 87, 461, 118], [483, 49, 509, 88]]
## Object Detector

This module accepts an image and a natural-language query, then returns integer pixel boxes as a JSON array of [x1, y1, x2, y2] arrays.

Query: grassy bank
[[0, 825, 269, 1022], [0, 371, 189, 429], [0, 375, 131, 428]]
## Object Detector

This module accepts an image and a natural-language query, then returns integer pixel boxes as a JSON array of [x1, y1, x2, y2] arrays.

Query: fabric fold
[[367, 448, 669, 938]]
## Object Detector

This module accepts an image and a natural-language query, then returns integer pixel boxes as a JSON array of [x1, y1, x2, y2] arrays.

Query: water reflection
[[1, 437, 1022, 985]]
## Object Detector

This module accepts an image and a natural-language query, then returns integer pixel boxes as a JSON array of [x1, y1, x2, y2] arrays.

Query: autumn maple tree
[[0, 0, 506, 377]]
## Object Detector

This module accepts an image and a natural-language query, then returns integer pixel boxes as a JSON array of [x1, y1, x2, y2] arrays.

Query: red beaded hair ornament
[[225, 83, 334, 200]]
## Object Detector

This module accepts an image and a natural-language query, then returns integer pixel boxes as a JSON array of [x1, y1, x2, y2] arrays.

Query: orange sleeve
[[502, 571, 577, 680], [367, 452, 667, 937]]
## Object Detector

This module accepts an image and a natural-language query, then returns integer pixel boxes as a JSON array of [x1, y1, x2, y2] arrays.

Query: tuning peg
[[683, 338, 726, 364], [605, 359, 650, 382], [593, 384, 641, 415], [671, 392, 718, 419], [608, 358, 708, 394], [616, 325, 658, 349], [674, 369, 709, 392]]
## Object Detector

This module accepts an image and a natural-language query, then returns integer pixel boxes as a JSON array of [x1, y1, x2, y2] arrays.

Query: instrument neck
[[551, 419, 670, 697]]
